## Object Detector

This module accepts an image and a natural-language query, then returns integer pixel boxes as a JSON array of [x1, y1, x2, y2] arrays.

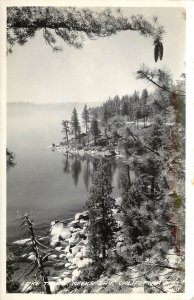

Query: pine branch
[[137, 70, 185, 97], [126, 127, 160, 156]]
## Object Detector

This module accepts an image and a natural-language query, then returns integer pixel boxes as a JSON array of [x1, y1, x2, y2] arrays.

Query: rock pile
[[15, 200, 125, 294], [44, 211, 93, 293]]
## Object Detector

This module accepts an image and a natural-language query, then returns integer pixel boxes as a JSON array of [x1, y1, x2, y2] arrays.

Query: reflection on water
[[61, 153, 136, 192]]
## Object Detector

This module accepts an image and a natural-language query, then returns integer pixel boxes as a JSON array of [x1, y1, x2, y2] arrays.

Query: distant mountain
[[7, 101, 102, 109]]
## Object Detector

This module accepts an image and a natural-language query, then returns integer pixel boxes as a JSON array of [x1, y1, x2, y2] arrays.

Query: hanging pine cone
[[154, 41, 163, 62], [154, 43, 159, 62], [159, 42, 163, 60]]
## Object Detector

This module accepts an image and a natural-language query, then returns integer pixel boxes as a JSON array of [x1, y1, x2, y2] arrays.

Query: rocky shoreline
[[49, 144, 125, 159], [12, 197, 128, 294]]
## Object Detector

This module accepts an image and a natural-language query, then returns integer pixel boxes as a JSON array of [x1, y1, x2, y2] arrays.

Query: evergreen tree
[[103, 103, 109, 124], [6, 149, 16, 170], [121, 155, 171, 264], [82, 104, 90, 133], [70, 108, 81, 138], [121, 101, 129, 116], [141, 88, 149, 126], [61, 120, 70, 143], [86, 159, 117, 261], [132, 91, 140, 128], [90, 117, 100, 145], [148, 115, 166, 151]]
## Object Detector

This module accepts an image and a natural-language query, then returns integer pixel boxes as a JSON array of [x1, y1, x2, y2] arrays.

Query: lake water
[[7, 103, 133, 242]]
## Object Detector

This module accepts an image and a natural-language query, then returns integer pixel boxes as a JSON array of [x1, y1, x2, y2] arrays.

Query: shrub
[[78, 263, 105, 282]]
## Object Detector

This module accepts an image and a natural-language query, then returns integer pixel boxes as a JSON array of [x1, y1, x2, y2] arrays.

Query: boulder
[[61, 270, 71, 277], [66, 252, 73, 260], [64, 245, 70, 253], [69, 257, 81, 266], [48, 254, 58, 260], [68, 265, 77, 270], [75, 252, 83, 259], [13, 238, 31, 246], [50, 237, 59, 247], [60, 277, 71, 287], [71, 245, 81, 256], [68, 220, 81, 229], [77, 258, 92, 269], [28, 254, 36, 261], [68, 233, 81, 246], [49, 282, 60, 294], [79, 219, 88, 225], [69, 227, 81, 233], [65, 262, 71, 268], [55, 246, 62, 251], [51, 222, 71, 241], [78, 240, 87, 247], [53, 262, 65, 270], [51, 222, 64, 236], [59, 254, 66, 259], [22, 253, 28, 258], [75, 211, 89, 221], [72, 269, 81, 281], [60, 227, 71, 240], [20, 282, 33, 293], [79, 227, 87, 235], [51, 276, 59, 281], [59, 240, 69, 247]]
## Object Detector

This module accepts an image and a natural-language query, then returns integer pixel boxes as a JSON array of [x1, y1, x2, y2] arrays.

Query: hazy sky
[[7, 7, 185, 104]]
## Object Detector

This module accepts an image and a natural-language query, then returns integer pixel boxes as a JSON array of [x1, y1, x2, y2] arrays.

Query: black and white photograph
[[1, 0, 191, 297]]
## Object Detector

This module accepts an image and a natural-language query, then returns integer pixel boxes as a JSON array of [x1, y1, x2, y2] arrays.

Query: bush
[[103, 252, 128, 277], [78, 262, 105, 282]]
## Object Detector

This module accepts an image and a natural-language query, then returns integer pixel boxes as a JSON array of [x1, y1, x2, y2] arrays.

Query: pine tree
[[141, 89, 149, 126], [148, 115, 166, 151], [70, 108, 81, 138], [86, 159, 117, 261], [121, 156, 171, 264], [82, 104, 90, 133], [103, 104, 109, 124], [6, 149, 16, 170], [121, 101, 129, 116], [61, 120, 70, 143], [90, 117, 100, 145]]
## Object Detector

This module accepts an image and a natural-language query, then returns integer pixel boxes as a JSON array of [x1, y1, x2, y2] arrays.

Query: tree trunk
[[66, 130, 69, 143], [25, 216, 51, 294]]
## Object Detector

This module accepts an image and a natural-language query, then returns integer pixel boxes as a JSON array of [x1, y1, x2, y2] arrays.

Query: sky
[[7, 7, 185, 104]]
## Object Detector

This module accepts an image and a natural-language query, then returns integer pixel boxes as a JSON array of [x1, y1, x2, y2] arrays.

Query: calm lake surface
[[7, 103, 133, 242]]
